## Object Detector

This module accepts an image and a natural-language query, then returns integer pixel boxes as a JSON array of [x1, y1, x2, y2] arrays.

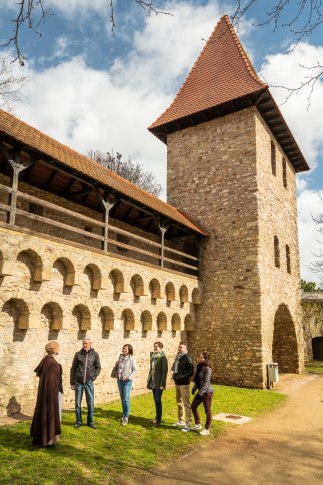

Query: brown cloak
[[30, 355, 61, 446]]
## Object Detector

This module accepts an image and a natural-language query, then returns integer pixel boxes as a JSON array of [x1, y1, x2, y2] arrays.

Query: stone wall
[[256, 110, 304, 376], [167, 107, 303, 387], [302, 291, 323, 360], [0, 226, 201, 416]]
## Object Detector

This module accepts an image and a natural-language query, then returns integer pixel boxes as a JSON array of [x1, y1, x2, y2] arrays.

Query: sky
[[0, 0, 322, 284]]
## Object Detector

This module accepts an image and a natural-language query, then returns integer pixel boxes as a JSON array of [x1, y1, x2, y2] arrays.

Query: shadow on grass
[[94, 407, 177, 430]]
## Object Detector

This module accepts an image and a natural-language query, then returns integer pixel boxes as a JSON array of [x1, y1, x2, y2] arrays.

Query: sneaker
[[153, 421, 161, 428], [87, 423, 96, 429], [119, 416, 125, 423], [172, 420, 185, 427], [191, 424, 202, 431], [181, 425, 191, 433], [74, 422, 82, 428], [200, 428, 210, 436], [121, 417, 128, 426]]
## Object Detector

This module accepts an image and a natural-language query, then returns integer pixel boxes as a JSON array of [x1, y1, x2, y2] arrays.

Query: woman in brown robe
[[30, 341, 62, 446]]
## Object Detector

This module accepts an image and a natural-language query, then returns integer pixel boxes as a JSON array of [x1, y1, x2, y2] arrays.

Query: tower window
[[282, 157, 287, 188], [271, 141, 276, 176], [286, 244, 291, 274], [274, 236, 280, 268]]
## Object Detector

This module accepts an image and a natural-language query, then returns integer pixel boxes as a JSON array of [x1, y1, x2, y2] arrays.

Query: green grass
[[305, 360, 323, 374], [0, 386, 286, 485]]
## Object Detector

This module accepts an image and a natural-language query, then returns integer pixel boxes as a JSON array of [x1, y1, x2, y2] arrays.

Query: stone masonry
[[168, 107, 304, 388], [0, 226, 201, 416]]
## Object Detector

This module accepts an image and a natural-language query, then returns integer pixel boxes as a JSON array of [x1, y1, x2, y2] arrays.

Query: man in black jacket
[[171, 342, 194, 432], [70, 338, 101, 429]]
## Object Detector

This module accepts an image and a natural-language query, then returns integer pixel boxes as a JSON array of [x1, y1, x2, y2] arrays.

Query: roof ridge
[[1, 108, 163, 204], [149, 14, 267, 131], [149, 16, 224, 130], [222, 15, 267, 89], [0, 108, 209, 234]]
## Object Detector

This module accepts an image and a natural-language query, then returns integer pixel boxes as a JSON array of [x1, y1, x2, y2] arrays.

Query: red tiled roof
[[0, 108, 207, 236], [149, 15, 309, 172], [149, 15, 267, 130]]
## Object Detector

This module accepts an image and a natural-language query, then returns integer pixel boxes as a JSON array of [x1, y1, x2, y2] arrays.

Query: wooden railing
[[0, 183, 200, 276]]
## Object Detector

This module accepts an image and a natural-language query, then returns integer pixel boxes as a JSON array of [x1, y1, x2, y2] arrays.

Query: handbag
[[111, 365, 117, 378]]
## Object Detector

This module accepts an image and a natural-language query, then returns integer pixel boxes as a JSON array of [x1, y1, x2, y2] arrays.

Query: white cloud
[[260, 42, 323, 171], [297, 189, 323, 283], [46, 0, 108, 18], [14, 1, 224, 197]]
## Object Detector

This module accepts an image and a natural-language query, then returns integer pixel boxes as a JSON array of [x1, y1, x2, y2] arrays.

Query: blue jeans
[[75, 380, 94, 425], [117, 379, 132, 418], [152, 388, 163, 423]]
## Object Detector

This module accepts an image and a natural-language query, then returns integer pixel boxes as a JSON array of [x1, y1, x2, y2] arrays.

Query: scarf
[[117, 354, 133, 380], [147, 351, 165, 387], [171, 350, 187, 373]]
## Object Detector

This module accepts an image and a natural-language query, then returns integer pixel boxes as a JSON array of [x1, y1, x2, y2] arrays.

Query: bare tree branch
[[231, 0, 323, 105], [0, 56, 28, 111], [88, 150, 162, 197], [2, 1, 172, 60], [309, 194, 323, 278], [2, 0, 49, 66]]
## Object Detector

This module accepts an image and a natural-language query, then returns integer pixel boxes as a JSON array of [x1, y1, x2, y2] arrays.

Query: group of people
[[30, 338, 214, 447]]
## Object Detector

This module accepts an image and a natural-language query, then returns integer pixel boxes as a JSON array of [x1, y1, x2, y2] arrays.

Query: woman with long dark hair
[[116, 344, 137, 425], [190, 351, 214, 436]]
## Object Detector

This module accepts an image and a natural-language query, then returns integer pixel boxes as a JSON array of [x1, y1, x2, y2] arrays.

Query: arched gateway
[[273, 304, 300, 373]]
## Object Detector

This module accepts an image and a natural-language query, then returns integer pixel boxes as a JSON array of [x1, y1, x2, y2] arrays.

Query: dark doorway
[[312, 337, 323, 360], [272, 303, 299, 373]]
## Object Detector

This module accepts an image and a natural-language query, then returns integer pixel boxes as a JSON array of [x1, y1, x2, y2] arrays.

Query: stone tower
[[149, 15, 310, 388]]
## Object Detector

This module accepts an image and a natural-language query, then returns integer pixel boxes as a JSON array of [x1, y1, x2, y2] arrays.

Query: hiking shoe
[[191, 424, 202, 431], [200, 428, 210, 436], [172, 420, 185, 427], [181, 425, 191, 433], [119, 416, 125, 423], [121, 417, 128, 426], [74, 422, 82, 428], [153, 421, 161, 428], [88, 423, 96, 429]]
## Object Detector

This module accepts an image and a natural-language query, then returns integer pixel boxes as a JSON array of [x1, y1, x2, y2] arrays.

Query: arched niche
[[3, 298, 30, 329], [171, 313, 181, 331], [53, 257, 76, 287], [17, 248, 44, 283], [179, 285, 189, 304], [130, 274, 145, 297], [41, 302, 63, 330], [141, 310, 153, 332], [121, 308, 135, 331], [149, 278, 161, 299], [99, 306, 114, 331], [109, 269, 125, 294], [157, 312, 167, 332], [165, 282, 176, 302], [84, 263, 103, 290], [73, 304, 91, 331]]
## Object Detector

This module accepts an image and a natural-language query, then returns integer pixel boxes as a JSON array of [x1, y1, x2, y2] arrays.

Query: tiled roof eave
[[149, 89, 310, 173], [0, 111, 208, 237]]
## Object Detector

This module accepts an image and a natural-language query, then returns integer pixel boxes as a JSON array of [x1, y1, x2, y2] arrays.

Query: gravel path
[[130, 374, 323, 485]]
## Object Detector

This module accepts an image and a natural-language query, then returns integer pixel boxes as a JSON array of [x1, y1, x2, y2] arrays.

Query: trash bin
[[267, 363, 279, 388]]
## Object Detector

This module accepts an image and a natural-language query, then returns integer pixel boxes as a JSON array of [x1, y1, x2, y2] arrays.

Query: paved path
[[131, 374, 323, 485]]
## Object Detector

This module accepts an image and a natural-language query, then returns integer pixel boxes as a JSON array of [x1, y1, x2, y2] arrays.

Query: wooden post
[[0, 144, 35, 226], [158, 222, 169, 268], [93, 188, 118, 252]]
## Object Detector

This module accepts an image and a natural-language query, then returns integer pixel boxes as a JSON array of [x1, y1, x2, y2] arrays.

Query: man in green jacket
[[147, 341, 168, 427]]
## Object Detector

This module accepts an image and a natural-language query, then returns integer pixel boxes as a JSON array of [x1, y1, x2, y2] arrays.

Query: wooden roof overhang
[[149, 88, 309, 173], [0, 129, 207, 242]]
